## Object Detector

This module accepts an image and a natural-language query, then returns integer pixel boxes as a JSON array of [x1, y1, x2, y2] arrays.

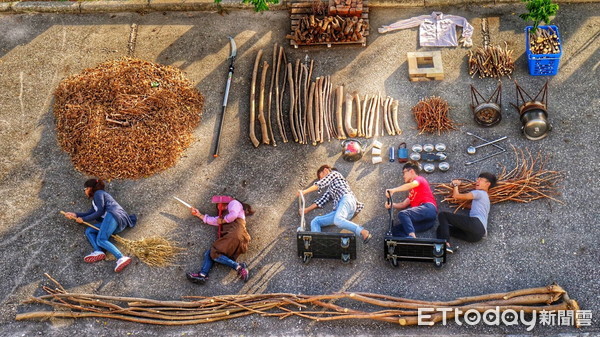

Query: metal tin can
[[389, 146, 396, 162]]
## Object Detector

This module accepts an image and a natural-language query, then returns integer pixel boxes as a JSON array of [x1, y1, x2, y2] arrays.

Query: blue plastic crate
[[525, 25, 562, 76]]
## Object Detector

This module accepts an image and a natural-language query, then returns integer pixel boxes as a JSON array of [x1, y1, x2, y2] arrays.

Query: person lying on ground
[[186, 196, 252, 284], [297, 164, 372, 243], [436, 172, 497, 253], [385, 161, 437, 238], [63, 178, 137, 273]]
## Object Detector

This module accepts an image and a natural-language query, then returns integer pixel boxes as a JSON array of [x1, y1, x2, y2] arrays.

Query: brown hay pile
[[54, 57, 204, 179]]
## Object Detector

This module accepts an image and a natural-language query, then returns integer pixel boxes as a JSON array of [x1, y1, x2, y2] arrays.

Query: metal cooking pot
[[519, 102, 551, 141], [473, 102, 502, 127], [341, 139, 366, 161]]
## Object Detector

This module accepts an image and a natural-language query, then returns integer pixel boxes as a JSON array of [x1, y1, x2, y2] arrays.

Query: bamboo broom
[[60, 211, 182, 267]]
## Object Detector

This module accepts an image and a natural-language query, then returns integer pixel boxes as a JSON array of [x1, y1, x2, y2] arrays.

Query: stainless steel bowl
[[436, 152, 448, 161], [435, 143, 446, 152], [423, 163, 435, 173], [423, 144, 435, 152], [438, 162, 450, 171], [409, 152, 421, 161], [411, 144, 423, 153]]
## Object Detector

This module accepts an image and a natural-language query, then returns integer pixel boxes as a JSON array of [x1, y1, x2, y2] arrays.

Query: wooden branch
[[353, 92, 362, 137], [278, 48, 289, 143], [274, 46, 287, 143], [307, 81, 316, 145], [287, 62, 297, 143], [391, 99, 402, 135], [383, 96, 393, 136], [344, 93, 357, 138], [258, 61, 270, 145], [249, 49, 262, 148], [335, 85, 346, 139], [267, 43, 277, 146]]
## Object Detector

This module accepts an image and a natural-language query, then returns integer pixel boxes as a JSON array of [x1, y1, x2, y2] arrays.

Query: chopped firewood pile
[[286, 15, 369, 45], [468, 43, 515, 79], [54, 57, 204, 180], [249, 45, 401, 147], [18, 276, 582, 327], [435, 148, 564, 210], [528, 27, 561, 55], [411, 96, 457, 135]]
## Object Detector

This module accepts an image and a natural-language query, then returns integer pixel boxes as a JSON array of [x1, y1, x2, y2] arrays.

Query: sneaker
[[114, 256, 132, 272], [84, 251, 106, 263], [237, 262, 249, 282], [446, 244, 459, 254], [186, 272, 208, 284]]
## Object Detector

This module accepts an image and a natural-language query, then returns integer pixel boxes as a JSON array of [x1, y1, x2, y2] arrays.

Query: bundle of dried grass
[[435, 148, 564, 210], [411, 96, 457, 135], [18, 276, 582, 328], [54, 57, 204, 179]]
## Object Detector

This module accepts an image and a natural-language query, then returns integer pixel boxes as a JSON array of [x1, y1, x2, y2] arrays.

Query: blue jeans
[[199, 249, 240, 276], [310, 194, 364, 236], [392, 202, 437, 237], [85, 212, 124, 259]]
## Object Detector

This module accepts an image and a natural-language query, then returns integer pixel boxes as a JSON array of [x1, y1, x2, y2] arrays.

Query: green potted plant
[[519, 0, 562, 76]]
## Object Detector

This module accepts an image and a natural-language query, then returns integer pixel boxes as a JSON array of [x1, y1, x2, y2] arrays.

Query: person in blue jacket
[[64, 179, 137, 272]]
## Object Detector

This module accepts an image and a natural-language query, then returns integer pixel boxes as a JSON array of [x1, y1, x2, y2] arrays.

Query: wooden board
[[289, 0, 369, 48], [407, 51, 444, 82]]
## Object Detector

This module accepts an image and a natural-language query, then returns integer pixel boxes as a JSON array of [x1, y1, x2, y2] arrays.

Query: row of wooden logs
[[286, 15, 368, 44], [249, 44, 401, 147]]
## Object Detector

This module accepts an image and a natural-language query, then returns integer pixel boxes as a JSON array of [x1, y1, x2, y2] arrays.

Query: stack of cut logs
[[328, 0, 363, 16], [286, 15, 368, 45], [528, 27, 561, 55], [249, 44, 401, 148]]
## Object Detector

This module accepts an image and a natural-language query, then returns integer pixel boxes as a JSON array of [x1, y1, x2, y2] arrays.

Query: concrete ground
[[0, 3, 599, 336]]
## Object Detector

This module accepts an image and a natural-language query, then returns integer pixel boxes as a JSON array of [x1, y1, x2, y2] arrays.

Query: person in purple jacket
[[63, 179, 137, 273]]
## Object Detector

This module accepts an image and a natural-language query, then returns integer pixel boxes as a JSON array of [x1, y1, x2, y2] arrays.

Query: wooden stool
[[407, 51, 444, 82]]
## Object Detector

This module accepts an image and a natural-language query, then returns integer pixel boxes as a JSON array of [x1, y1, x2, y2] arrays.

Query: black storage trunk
[[383, 235, 447, 268], [297, 231, 357, 263]]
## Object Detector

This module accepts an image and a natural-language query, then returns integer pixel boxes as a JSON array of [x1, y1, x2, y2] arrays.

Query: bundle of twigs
[[434, 148, 564, 210], [60, 211, 183, 267], [54, 57, 204, 180], [468, 43, 515, 79], [411, 96, 457, 135], [18, 276, 581, 327]]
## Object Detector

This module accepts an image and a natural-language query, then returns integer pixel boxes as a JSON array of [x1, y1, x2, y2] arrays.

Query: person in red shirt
[[385, 161, 437, 238]]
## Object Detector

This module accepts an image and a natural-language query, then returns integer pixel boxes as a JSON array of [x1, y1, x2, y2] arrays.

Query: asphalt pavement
[[0, 3, 599, 336]]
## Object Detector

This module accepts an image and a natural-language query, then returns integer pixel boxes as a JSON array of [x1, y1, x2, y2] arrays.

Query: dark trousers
[[391, 203, 437, 237], [437, 211, 486, 243]]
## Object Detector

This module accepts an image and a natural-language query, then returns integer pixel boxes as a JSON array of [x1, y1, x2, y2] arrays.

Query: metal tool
[[466, 132, 505, 151], [173, 196, 193, 209], [212, 36, 237, 158], [466, 136, 507, 155], [465, 148, 507, 165]]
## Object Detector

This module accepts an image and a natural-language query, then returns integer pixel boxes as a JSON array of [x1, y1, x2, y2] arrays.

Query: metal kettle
[[341, 139, 365, 162]]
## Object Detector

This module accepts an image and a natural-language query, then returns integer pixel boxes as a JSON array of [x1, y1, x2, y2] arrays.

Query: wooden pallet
[[407, 51, 444, 82], [289, 0, 369, 48]]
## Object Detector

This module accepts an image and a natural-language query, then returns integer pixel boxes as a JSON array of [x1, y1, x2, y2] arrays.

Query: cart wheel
[[433, 243, 444, 257], [434, 258, 443, 269], [302, 255, 311, 264], [390, 257, 399, 268], [341, 253, 351, 264]]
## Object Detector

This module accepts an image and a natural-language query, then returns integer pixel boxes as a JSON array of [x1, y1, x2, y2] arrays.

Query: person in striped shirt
[[298, 165, 372, 244]]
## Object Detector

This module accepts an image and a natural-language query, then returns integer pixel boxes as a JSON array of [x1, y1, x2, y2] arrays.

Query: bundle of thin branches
[[434, 148, 564, 210], [411, 96, 457, 135], [60, 211, 183, 267], [54, 57, 204, 180], [468, 43, 515, 79], [18, 276, 581, 327]]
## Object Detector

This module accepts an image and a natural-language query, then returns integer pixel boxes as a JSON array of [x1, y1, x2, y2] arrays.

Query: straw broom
[[60, 211, 182, 267]]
